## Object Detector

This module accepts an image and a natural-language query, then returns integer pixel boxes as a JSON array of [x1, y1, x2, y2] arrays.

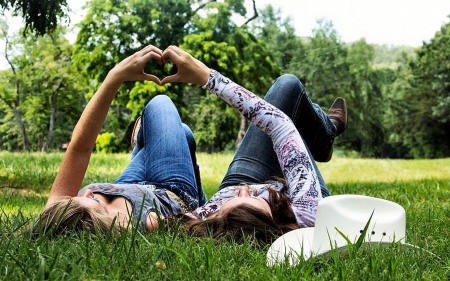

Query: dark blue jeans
[[115, 95, 206, 206], [219, 74, 336, 197]]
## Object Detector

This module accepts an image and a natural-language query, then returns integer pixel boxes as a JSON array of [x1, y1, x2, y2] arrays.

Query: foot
[[131, 116, 141, 148], [312, 98, 347, 162], [328, 98, 347, 136]]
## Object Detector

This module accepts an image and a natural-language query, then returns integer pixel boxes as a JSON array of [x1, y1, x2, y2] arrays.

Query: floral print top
[[189, 70, 322, 227]]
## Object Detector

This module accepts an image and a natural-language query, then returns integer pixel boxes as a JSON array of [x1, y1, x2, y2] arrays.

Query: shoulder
[[145, 212, 160, 232]]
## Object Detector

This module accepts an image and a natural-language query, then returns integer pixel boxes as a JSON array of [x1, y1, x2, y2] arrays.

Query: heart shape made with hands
[[138, 46, 209, 86]]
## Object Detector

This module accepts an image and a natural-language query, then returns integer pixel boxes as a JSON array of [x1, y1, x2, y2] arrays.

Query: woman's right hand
[[161, 45, 210, 86], [109, 44, 164, 84]]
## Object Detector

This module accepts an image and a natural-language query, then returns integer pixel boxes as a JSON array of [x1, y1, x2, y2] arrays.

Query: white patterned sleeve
[[202, 70, 322, 227]]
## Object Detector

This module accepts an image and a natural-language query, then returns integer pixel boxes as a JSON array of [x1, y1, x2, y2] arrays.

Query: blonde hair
[[29, 197, 122, 238]]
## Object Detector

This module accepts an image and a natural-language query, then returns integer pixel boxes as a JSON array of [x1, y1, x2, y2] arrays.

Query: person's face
[[218, 185, 272, 217], [72, 189, 109, 215]]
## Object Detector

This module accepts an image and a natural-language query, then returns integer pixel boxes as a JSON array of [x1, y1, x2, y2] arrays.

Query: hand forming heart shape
[[131, 45, 210, 87]]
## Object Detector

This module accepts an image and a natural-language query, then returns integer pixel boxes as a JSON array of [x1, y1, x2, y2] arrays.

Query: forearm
[[48, 71, 123, 202], [202, 69, 296, 146], [47, 44, 163, 204]]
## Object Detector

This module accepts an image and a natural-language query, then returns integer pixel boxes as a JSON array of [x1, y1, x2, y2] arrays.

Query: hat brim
[[267, 227, 315, 266], [267, 228, 435, 267]]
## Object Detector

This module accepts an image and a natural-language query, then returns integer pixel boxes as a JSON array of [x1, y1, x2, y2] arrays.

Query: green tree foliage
[[254, 12, 396, 157], [343, 39, 395, 157], [250, 5, 302, 72], [73, 0, 279, 152], [372, 44, 416, 69], [1, 1, 448, 158], [72, 0, 194, 149], [181, 35, 243, 151], [0, 26, 85, 151], [388, 20, 450, 158], [382, 52, 414, 158], [181, 1, 279, 151], [0, 0, 70, 35], [286, 19, 349, 107]]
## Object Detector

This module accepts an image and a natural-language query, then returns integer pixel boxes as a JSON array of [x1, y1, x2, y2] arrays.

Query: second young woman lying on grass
[[161, 46, 347, 245]]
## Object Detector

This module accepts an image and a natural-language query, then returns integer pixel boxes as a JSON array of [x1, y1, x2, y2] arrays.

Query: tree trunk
[[13, 108, 30, 152], [4, 32, 30, 151], [42, 80, 62, 152]]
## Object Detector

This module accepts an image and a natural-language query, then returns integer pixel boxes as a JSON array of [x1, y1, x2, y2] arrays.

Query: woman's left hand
[[161, 45, 210, 86]]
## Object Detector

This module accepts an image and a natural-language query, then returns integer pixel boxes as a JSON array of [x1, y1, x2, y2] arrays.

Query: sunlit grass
[[197, 152, 233, 198], [0, 152, 449, 280], [318, 156, 450, 183], [1, 151, 449, 214]]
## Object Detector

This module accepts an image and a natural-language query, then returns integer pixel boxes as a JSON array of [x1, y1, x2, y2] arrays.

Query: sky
[[1, 0, 450, 68], [66, 0, 450, 47], [245, 0, 450, 47]]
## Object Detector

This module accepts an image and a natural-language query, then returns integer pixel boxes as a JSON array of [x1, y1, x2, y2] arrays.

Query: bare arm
[[47, 45, 163, 206]]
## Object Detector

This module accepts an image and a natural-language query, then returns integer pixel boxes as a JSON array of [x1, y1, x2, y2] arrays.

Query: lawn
[[0, 152, 449, 280]]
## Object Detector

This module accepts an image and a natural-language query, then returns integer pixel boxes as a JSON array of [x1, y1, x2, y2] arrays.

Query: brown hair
[[28, 197, 122, 238], [182, 183, 298, 246]]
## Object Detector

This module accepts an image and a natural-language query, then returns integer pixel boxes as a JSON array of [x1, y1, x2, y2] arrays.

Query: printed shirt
[[189, 70, 322, 227]]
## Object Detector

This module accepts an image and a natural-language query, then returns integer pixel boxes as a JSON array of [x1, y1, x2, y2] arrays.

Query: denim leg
[[131, 122, 203, 204], [219, 74, 335, 197], [115, 95, 198, 201], [182, 123, 206, 206]]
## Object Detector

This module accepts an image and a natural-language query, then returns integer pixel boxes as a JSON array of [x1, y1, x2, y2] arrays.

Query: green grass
[[1, 152, 449, 280]]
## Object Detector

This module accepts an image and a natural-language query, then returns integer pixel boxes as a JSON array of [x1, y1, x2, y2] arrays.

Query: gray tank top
[[78, 183, 183, 228]]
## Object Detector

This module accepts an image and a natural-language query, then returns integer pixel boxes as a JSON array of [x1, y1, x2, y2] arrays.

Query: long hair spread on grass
[[182, 183, 298, 246], [28, 197, 122, 238]]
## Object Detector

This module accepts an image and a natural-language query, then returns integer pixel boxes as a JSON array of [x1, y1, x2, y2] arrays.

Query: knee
[[182, 123, 197, 151], [273, 74, 305, 92], [142, 95, 177, 122], [269, 74, 307, 100], [144, 95, 176, 114], [146, 94, 171, 108]]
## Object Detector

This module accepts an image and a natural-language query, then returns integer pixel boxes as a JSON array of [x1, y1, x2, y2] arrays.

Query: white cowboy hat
[[267, 194, 421, 266]]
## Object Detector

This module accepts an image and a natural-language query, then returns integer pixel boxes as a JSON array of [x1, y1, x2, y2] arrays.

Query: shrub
[[95, 132, 118, 153]]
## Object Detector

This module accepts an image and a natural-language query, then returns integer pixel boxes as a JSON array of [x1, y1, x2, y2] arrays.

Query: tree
[[181, 1, 279, 151], [73, 0, 200, 150], [0, 0, 70, 35], [251, 4, 302, 72], [73, 0, 279, 152], [0, 25, 85, 151], [344, 39, 392, 157], [389, 19, 450, 158], [0, 18, 30, 151]]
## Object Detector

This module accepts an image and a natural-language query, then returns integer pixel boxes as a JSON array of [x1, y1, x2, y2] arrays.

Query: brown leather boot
[[328, 97, 347, 136], [312, 98, 348, 162], [131, 116, 141, 148]]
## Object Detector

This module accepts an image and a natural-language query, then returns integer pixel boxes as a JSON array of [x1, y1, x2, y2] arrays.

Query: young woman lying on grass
[[159, 46, 347, 245], [31, 45, 205, 236]]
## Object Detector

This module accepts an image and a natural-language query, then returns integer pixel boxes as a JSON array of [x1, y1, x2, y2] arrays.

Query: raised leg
[[219, 74, 336, 197]]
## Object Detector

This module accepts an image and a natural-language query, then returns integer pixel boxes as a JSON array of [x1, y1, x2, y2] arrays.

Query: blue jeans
[[115, 95, 206, 206], [219, 74, 336, 197]]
